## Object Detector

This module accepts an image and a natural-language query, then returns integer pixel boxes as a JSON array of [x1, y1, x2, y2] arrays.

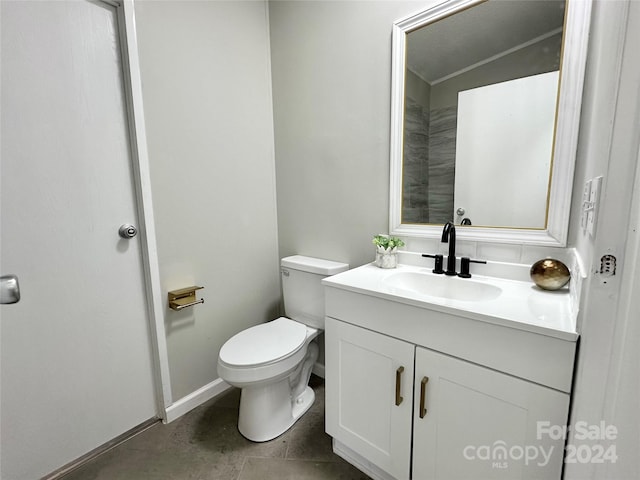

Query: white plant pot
[[375, 246, 398, 269]]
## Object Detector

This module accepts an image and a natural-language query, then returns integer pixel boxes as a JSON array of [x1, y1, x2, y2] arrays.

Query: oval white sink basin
[[383, 271, 502, 302]]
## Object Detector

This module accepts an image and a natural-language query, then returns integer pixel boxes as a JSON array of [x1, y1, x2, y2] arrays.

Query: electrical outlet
[[587, 176, 603, 237]]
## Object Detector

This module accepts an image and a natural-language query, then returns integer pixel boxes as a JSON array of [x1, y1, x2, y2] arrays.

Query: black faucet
[[441, 222, 457, 276]]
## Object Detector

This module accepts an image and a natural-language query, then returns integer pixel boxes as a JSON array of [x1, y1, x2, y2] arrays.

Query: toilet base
[[238, 380, 315, 442], [291, 385, 315, 421]]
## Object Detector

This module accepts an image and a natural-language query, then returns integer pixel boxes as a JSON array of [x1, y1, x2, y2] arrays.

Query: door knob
[[118, 224, 138, 239], [0, 274, 20, 304]]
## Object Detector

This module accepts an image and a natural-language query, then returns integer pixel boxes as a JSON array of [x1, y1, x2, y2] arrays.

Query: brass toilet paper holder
[[168, 286, 204, 311]]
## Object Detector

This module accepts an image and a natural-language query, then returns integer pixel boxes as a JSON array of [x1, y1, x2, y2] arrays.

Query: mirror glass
[[389, 0, 591, 245], [403, 0, 564, 228]]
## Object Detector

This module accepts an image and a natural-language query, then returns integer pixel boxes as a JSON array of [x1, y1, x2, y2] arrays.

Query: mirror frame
[[389, 0, 592, 246]]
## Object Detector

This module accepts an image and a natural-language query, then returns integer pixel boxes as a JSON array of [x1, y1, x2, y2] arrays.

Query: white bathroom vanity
[[323, 263, 578, 480]]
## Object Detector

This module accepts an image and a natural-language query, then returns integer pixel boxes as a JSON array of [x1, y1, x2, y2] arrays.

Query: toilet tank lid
[[281, 255, 349, 275]]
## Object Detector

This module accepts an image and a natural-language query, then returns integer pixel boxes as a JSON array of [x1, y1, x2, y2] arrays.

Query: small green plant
[[372, 234, 405, 250]]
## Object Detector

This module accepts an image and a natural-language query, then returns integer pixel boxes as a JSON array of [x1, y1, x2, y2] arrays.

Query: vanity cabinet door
[[412, 346, 570, 480], [325, 318, 414, 480]]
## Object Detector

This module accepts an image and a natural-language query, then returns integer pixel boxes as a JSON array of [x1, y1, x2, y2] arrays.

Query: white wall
[[269, 0, 434, 268], [564, 0, 640, 478], [598, 146, 640, 480], [134, 0, 280, 401]]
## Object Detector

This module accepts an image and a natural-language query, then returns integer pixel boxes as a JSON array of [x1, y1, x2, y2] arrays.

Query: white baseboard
[[164, 378, 232, 423], [165, 364, 324, 424]]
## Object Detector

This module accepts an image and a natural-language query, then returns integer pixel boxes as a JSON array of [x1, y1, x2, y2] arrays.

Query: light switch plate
[[581, 179, 592, 233], [587, 176, 603, 237]]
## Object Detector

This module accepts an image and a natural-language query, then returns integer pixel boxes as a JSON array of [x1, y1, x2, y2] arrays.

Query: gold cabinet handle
[[395, 366, 405, 406], [419, 376, 429, 418]]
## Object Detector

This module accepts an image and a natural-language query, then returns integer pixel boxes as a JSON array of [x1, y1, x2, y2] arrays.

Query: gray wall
[[129, 11, 640, 468], [269, 0, 432, 268], [269, 1, 564, 266], [134, 0, 280, 401]]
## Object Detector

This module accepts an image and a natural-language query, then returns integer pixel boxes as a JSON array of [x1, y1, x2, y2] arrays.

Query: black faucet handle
[[458, 257, 487, 278], [422, 254, 445, 274]]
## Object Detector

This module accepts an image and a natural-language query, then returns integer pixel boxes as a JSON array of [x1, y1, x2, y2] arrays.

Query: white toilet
[[217, 255, 348, 442]]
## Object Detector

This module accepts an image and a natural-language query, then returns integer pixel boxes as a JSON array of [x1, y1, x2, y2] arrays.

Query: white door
[[412, 346, 569, 480], [454, 72, 559, 228], [325, 318, 414, 480], [1, 1, 158, 479]]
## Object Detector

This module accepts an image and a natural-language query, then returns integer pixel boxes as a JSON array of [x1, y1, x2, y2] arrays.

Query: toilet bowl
[[218, 317, 320, 441], [217, 256, 348, 442]]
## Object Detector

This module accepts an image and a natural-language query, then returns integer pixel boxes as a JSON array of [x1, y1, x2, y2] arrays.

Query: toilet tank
[[281, 255, 349, 329]]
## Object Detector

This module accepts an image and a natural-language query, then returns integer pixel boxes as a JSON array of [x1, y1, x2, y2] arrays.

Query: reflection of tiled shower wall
[[402, 101, 457, 225], [402, 98, 430, 223], [428, 105, 457, 224]]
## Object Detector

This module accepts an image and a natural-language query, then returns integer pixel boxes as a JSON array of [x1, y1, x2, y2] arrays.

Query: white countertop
[[322, 263, 578, 342]]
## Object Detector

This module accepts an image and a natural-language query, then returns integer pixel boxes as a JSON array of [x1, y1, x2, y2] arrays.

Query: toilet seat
[[218, 317, 317, 387], [219, 317, 308, 368]]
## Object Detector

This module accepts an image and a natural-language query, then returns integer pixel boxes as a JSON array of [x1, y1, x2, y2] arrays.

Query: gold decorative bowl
[[530, 259, 570, 291]]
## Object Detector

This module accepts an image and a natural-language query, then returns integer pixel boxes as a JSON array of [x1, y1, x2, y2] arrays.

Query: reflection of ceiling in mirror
[[407, 0, 565, 84]]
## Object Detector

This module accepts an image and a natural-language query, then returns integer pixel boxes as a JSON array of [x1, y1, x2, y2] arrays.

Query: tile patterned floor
[[62, 376, 370, 480]]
